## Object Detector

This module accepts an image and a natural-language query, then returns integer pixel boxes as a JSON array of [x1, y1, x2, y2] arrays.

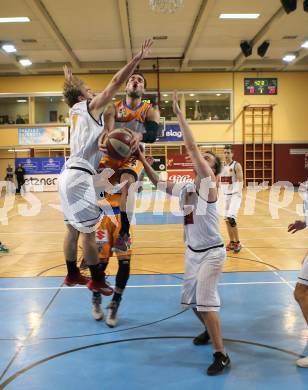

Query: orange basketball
[[106, 128, 133, 161]]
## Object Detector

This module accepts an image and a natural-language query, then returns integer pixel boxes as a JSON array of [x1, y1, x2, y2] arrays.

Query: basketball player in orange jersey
[[91, 160, 153, 326], [101, 73, 160, 252], [91, 186, 132, 325], [58, 39, 153, 295], [220, 145, 243, 253], [136, 92, 230, 376]]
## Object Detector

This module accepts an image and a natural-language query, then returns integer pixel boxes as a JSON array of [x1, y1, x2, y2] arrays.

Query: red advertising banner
[[167, 170, 195, 184], [167, 154, 194, 170]]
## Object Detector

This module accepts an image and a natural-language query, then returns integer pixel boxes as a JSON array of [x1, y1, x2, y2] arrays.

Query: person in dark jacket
[[15, 163, 25, 194]]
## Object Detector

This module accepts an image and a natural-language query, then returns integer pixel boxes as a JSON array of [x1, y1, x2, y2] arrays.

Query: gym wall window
[[184, 91, 232, 122], [0, 96, 29, 125], [34, 96, 69, 124]]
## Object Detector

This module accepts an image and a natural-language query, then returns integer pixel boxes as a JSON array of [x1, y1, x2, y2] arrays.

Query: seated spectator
[[16, 114, 25, 124]]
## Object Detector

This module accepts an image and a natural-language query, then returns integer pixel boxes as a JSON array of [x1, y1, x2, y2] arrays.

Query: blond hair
[[63, 76, 85, 108]]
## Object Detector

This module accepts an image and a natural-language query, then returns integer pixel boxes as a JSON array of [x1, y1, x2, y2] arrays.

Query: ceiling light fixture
[[219, 14, 260, 19], [0, 17, 30, 23], [19, 58, 32, 67], [283, 53, 296, 62], [1, 44, 16, 53], [8, 148, 30, 152]]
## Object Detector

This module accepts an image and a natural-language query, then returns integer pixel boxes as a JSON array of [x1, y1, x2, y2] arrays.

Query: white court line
[[243, 245, 295, 291], [0, 280, 297, 291], [246, 193, 299, 216]]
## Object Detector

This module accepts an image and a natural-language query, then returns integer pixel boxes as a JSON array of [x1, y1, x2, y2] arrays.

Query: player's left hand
[[145, 156, 154, 166], [63, 65, 73, 81], [130, 132, 143, 153], [98, 133, 108, 153], [172, 91, 181, 115], [288, 220, 307, 234], [135, 39, 154, 61]]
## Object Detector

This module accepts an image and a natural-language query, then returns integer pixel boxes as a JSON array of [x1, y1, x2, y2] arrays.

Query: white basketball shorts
[[224, 192, 242, 220], [58, 167, 102, 233], [181, 246, 226, 312]]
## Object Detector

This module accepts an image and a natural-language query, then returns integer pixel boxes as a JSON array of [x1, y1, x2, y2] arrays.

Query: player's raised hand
[[145, 156, 154, 166], [63, 65, 73, 81], [172, 91, 181, 115], [135, 39, 154, 61], [288, 220, 306, 234]]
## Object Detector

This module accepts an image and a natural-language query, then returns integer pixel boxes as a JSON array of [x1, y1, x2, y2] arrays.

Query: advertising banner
[[157, 124, 183, 142], [24, 174, 59, 192], [167, 170, 195, 184], [18, 127, 69, 145], [167, 154, 193, 170], [15, 157, 65, 174], [152, 156, 166, 171]]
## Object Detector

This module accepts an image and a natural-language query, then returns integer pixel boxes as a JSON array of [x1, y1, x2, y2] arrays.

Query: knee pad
[[116, 259, 130, 290], [227, 217, 237, 227]]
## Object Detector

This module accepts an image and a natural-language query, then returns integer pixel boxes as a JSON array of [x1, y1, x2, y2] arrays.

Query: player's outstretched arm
[[89, 39, 153, 111], [172, 91, 215, 183], [137, 148, 181, 196]]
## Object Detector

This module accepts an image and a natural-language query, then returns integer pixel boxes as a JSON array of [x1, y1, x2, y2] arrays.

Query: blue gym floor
[[0, 271, 307, 389]]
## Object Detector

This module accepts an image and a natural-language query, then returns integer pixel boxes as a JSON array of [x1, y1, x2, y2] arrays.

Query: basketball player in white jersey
[[58, 39, 153, 295], [137, 92, 230, 376], [220, 145, 243, 253], [288, 183, 308, 367]]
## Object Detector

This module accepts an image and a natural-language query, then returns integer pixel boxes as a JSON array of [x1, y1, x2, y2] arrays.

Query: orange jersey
[[114, 100, 152, 134], [96, 193, 131, 259]]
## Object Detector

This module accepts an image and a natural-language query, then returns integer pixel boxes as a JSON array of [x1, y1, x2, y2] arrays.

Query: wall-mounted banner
[[167, 154, 193, 170], [24, 174, 59, 192], [157, 124, 183, 142], [18, 127, 69, 145], [15, 157, 65, 174], [167, 170, 195, 184]]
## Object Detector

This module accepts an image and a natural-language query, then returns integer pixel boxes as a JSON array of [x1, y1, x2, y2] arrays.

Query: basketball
[[106, 128, 133, 160]]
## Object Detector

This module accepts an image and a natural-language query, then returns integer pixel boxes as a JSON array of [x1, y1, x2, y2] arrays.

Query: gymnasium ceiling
[[0, 0, 308, 75]]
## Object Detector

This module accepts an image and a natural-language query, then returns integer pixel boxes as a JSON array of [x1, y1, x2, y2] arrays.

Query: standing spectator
[[15, 163, 25, 194], [5, 164, 14, 194], [5, 164, 13, 182], [16, 114, 25, 124], [58, 115, 65, 123]]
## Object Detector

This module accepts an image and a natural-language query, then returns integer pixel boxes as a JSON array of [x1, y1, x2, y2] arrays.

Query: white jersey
[[220, 160, 240, 195], [179, 183, 223, 251], [66, 100, 104, 173]]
